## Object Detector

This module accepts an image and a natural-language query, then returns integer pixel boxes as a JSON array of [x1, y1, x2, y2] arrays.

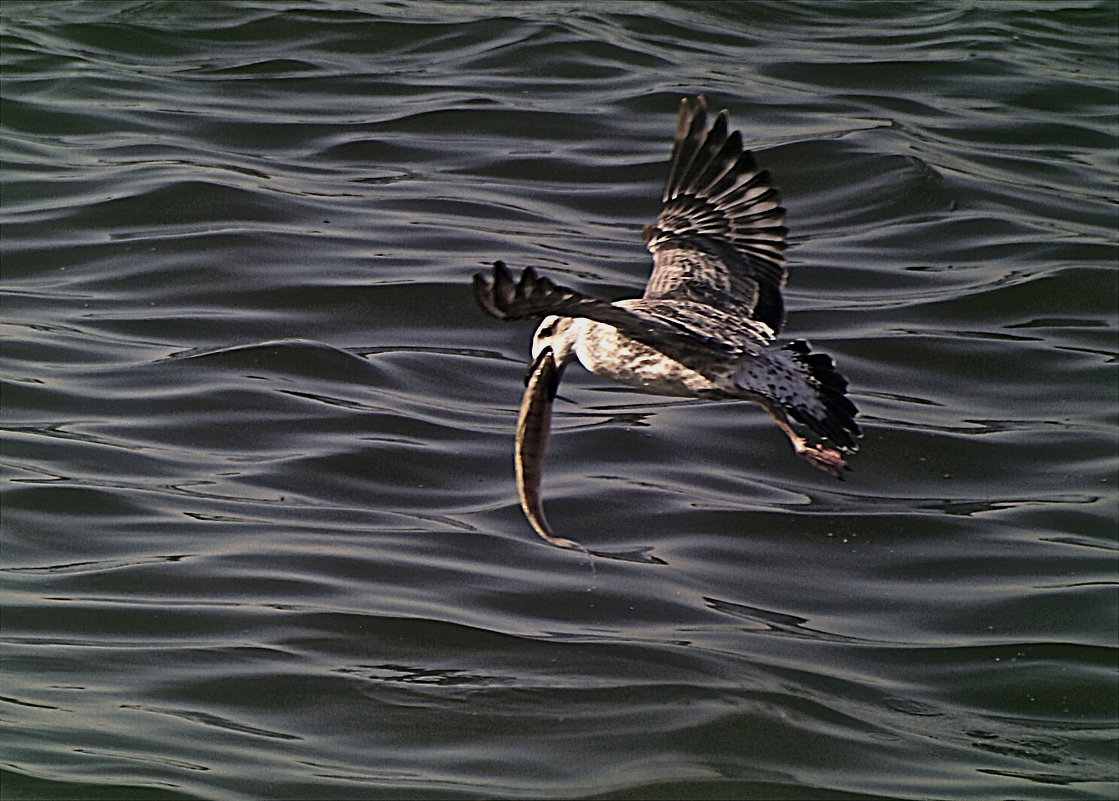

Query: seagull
[[473, 96, 860, 548]]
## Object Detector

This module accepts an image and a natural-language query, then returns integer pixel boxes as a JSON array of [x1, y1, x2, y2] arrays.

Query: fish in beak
[[514, 346, 581, 549]]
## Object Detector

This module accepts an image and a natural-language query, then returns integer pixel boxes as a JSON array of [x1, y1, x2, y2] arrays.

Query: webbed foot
[[793, 439, 850, 480]]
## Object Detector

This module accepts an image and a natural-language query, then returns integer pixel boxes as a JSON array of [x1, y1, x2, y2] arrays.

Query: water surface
[[2, 2, 1117, 799]]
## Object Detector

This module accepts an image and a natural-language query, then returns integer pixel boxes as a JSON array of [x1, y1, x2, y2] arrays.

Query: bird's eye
[[538, 324, 555, 337]]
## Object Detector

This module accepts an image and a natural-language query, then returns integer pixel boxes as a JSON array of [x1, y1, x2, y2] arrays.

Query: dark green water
[[2, 1, 1117, 799]]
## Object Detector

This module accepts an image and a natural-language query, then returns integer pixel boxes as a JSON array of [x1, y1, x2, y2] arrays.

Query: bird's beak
[[514, 347, 579, 548]]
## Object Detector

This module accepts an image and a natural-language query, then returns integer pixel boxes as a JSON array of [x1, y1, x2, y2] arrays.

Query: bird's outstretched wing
[[473, 261, 642, 329], [473, 261, 745, 365], [642, 96, 788, 334]]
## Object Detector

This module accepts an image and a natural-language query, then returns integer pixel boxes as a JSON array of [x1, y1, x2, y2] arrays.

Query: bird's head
[[531, 315, 579, 367]]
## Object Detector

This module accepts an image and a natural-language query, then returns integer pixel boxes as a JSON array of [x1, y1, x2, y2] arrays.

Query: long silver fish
[[475, 96, 861, 547], [514, 346, 580, 548]]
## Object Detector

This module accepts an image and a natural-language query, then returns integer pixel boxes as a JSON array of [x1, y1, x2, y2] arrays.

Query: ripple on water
[[1, 2, 1116, 799]]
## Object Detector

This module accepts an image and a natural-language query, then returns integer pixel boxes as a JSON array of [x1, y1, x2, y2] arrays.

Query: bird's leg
[[759, 400, 848, 480]]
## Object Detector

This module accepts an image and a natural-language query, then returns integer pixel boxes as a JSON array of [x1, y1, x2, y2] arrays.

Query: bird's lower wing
[[474, 261, 653, 329], [473, 262, 740, 369]]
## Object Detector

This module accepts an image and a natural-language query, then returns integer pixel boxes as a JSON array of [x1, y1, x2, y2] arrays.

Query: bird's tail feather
[[734, 340, 860, 450], [783, 340, 860, 449]]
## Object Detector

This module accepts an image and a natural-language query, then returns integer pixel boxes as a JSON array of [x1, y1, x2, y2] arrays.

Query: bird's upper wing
[[642, 96, 788, 334]]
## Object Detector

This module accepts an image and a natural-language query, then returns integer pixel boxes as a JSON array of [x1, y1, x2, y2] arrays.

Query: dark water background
[[2, 1, 1117, 799]]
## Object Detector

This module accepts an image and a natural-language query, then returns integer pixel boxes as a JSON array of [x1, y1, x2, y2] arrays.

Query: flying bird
[[474, 96, 860, 548]]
